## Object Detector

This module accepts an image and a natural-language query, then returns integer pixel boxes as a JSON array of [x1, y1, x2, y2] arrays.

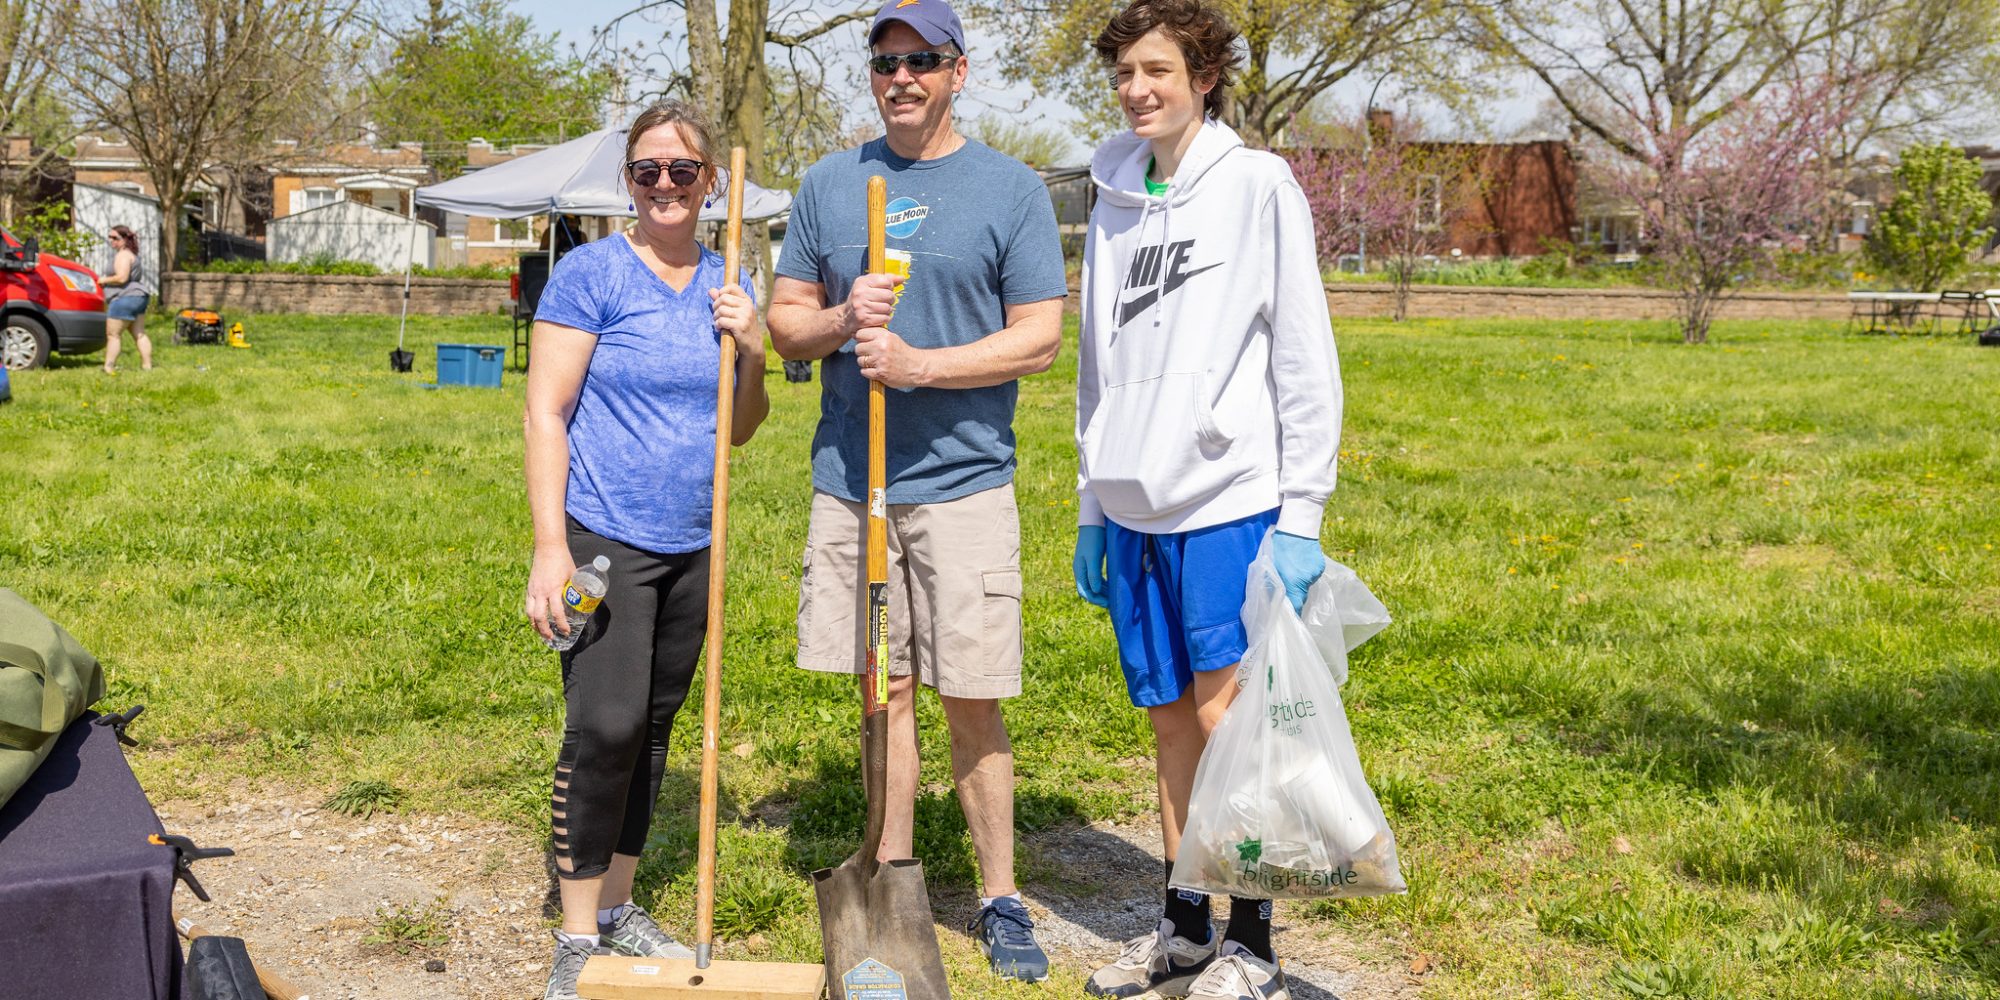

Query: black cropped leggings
[[552, 518, 707, 880]]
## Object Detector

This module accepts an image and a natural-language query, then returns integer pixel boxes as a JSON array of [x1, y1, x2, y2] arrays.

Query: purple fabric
[[0, 712, 182, 1000]]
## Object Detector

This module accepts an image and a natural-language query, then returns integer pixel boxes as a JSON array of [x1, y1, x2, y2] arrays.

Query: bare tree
[[975, 0, 1494, 147], [47, 0, 367, 269], [1484, 0, 2000, 167], [0, 0, 75, 213], [595, 0, 874, 298], [1596, 78, 1853, 344]]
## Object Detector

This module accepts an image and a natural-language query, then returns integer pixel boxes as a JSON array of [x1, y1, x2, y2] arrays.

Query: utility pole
[[1358, 69, 1392, 274]]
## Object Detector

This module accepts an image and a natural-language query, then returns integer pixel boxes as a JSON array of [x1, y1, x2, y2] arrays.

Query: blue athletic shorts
[[1106, 508, 1279, 708]]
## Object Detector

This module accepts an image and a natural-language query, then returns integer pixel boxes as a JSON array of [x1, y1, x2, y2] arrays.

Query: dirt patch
[[158, 792, 549, 1000], [1741, 543, 1849, 573], [164, 792, 1417, 999], [1965, 587, 2000, 619]]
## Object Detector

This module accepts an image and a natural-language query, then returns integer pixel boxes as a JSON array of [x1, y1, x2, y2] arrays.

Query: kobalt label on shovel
[[842, 957, 908, 1000], [870, 487, 886, 518]]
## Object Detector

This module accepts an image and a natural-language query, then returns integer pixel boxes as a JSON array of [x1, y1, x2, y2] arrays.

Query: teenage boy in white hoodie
[[1072, 2, 1340, 998]]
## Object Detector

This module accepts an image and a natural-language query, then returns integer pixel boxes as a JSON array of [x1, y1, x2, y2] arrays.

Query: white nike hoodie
[[1077, 120, 1341, 537]]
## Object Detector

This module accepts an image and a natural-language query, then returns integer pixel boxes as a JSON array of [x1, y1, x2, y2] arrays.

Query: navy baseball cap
[[869, 0, 966, 53]]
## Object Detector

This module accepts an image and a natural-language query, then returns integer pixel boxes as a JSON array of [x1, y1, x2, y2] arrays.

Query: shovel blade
[[812, 855, 950, 999]]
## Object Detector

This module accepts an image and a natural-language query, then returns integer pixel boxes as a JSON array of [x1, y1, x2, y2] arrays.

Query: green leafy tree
[[1863, 142, 1996, 291], [369, 0, 613, 173], [965, 117, 1080, 168]]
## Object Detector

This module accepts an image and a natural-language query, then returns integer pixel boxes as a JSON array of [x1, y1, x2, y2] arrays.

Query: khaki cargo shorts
[[796, 482, 1023, 699]]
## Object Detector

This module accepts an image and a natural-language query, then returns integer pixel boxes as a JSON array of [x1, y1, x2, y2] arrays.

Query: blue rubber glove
[[1272, 530, 1327, 614], [1073, 525, 1109, 608]]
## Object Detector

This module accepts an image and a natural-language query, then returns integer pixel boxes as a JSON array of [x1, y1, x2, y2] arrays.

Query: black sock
[[1225, 897, 1274, 962], [1162, 859, 1211, 943]]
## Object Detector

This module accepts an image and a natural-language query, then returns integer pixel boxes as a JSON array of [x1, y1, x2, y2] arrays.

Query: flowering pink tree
[[1597, 78, 1853, 344], [1287, 115, 1481, 321]]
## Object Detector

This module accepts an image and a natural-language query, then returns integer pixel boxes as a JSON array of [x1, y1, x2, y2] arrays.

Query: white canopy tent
[[395, 126, 794, 357]]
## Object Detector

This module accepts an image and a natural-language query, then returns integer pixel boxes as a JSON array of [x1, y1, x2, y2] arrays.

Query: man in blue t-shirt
[[768, 0, 1066, 983]]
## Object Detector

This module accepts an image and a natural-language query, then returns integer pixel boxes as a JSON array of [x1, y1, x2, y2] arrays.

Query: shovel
[[810, 174, 952, 1000]]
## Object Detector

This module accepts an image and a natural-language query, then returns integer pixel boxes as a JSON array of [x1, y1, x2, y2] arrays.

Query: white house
[[267, 199, 436, 271], [72, 183, 163, 281]]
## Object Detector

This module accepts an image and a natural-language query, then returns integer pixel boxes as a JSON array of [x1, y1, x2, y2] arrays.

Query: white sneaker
[[1085, 919, 1219, 997], [1185, 941, 1289, 1000]]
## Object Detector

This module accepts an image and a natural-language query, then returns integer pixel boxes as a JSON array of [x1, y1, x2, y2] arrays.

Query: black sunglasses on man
[[867, 50, 958, 76]]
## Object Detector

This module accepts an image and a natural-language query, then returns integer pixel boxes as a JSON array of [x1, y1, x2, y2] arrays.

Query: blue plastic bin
[[436, 343, 505, 388]]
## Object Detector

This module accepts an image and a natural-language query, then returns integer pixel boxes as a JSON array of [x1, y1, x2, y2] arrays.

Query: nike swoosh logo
[[1117, 261, 1223, 326]]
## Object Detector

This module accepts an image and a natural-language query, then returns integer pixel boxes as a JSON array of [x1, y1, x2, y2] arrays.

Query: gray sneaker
[[542, 932, 604, 1000], [1185, 941, 1290, 1000], [1086, 919, 1219, 997], [599, 904, 695, 959]]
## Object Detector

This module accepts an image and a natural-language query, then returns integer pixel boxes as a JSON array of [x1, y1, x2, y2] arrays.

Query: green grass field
[[3, 312, 1997, 997]]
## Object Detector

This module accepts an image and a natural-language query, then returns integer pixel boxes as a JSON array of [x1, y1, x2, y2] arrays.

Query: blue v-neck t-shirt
[[536, 234, 755, 554]]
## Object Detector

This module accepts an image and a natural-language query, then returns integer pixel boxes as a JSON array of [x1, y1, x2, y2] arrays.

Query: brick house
[[0, 135, 70, 223], [1438, 138, 1578, 257], [1287, 114, 1581, 261], [269, 141, 429, 221]]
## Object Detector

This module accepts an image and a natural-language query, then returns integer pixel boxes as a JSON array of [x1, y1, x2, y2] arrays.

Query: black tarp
[[0, 712, 182, 1000]]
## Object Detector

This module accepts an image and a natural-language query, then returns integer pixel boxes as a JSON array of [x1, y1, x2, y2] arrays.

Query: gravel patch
[[161, 793, 1421, 999], [158, 794, 548, 1000]]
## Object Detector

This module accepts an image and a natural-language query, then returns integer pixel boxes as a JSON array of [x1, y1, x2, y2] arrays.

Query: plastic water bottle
[[546, 556, 610, 651]]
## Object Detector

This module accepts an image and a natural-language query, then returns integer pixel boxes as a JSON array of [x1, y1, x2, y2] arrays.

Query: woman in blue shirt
[[521, 99, 769, 1000]]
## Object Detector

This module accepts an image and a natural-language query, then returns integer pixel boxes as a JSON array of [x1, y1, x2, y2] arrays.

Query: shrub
[[6, 201, 100, 262]]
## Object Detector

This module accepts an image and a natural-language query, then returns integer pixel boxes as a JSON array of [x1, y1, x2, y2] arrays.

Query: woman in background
[[101, 225, 154, 373]]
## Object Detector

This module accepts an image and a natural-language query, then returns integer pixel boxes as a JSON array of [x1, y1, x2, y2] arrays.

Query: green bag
[[0, 588, 106, 810]]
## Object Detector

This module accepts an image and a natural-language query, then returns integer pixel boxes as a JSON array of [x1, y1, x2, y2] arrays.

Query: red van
[[2, 226, 108, 369]]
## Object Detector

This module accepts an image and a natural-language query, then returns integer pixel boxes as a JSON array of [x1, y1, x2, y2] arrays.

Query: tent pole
[[397, 213, 417, 351]]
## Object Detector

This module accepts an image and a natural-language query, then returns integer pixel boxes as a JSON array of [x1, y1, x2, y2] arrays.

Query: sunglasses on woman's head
[[627, 158, 704, 188], [868, 51, 958, 76]]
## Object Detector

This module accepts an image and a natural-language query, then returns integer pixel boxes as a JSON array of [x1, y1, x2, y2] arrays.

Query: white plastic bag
[[1170, 532, 1403, 900]]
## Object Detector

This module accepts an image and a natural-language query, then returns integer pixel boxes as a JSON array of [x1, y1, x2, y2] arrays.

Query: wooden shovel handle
[[864, 175, 889, 716], [694, 146, 748, 967]]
